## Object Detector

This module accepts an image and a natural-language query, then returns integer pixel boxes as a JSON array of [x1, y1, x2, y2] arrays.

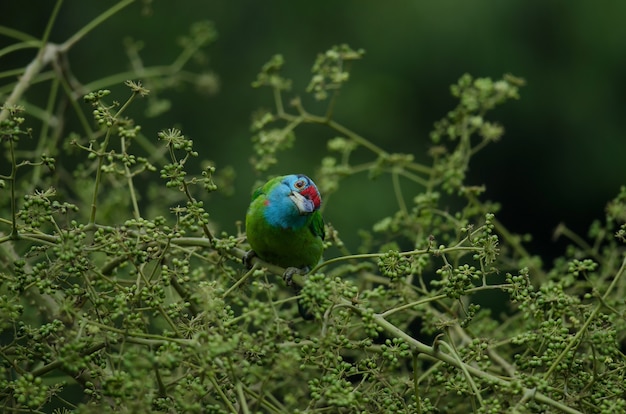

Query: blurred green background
[[2, 1, 625, 262]]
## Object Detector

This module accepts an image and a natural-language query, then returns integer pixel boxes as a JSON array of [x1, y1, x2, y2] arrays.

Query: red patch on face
[[300, 186, 321, 209], [264, 199, 270, 206]]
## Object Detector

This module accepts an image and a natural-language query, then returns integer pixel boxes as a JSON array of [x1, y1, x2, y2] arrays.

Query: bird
[[244, 174, 325, 318]]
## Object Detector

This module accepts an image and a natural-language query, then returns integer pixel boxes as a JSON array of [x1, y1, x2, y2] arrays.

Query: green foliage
[[2, 3, 626, 413]]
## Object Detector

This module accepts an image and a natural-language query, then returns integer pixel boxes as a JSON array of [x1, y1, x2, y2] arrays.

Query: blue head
[[264, 174, 322, 230]]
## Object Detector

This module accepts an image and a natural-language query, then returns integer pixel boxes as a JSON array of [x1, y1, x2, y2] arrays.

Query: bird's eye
[[294, 179, 306, 189]]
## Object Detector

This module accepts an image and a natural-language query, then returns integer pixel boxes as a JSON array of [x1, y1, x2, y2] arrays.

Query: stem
[[60, 0, 135, 52], [397, 167, 431, 187], [0, 0, 61, 122], [88, 90, 139, 224], [8, 139, 17, 238], [181, 179, 215, 244], [41, 0, 64, 45], [29, 76, 60, 187], [121, 135, 141, 219], [0, 26, 39, 43], [553, 222, 602, 263], [391, 170, 408, 218], [465, 191, 545, 279], [115, 89, 139, 119], [84, 320, 192, 345], [324, 87, 340, 121], [413, 352, 421, 414], [369, 309, 583, 414], [235, 382, 251, 414], [273, 86, 285, 116], [80, 67, 187, 96], [0, 46, 49, 122], [438, 340, 484, 408], [223, 264, 258, 298], [208, 374, 238, 412], [0, 40, 41, 59], [89, 128, 112, 224], [543, 255, 626, 380], [55, 63, 95, 137], [0, 0, 134, 122], [31, 342, 107, 377], [327, 118, 387, 155], [309, 245, 479, 274], [380, 294, 448, 318]]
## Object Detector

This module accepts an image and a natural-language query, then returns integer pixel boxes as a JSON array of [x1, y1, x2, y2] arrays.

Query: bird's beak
[[289, 191, 315, 215]]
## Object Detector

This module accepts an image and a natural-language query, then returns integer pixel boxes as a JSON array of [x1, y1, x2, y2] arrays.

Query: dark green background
[[2, 1, 625, 262]]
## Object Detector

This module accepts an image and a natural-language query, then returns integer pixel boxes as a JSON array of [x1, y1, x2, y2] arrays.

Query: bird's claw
[[283, 266, 309, 287], [283, 267, 314, 320], [282, 267, 300, 287], [243, 250, 257, 269]]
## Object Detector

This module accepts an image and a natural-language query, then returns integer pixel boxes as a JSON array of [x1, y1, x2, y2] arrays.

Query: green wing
[[250, 176, 278, 201], [309, 210, 325, 241]]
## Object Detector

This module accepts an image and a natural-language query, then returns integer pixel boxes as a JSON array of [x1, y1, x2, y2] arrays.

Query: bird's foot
[[243, 250, 257, 269], [283, 266, 308, 287], [297, 296, 314, 320], [283, 267, 314, 320]]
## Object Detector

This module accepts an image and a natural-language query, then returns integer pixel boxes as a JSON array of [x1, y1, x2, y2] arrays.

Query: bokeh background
[[2, 1, 626, 264]]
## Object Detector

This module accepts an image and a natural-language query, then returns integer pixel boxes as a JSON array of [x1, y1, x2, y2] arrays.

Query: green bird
[[244, 174, 325, 318]]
